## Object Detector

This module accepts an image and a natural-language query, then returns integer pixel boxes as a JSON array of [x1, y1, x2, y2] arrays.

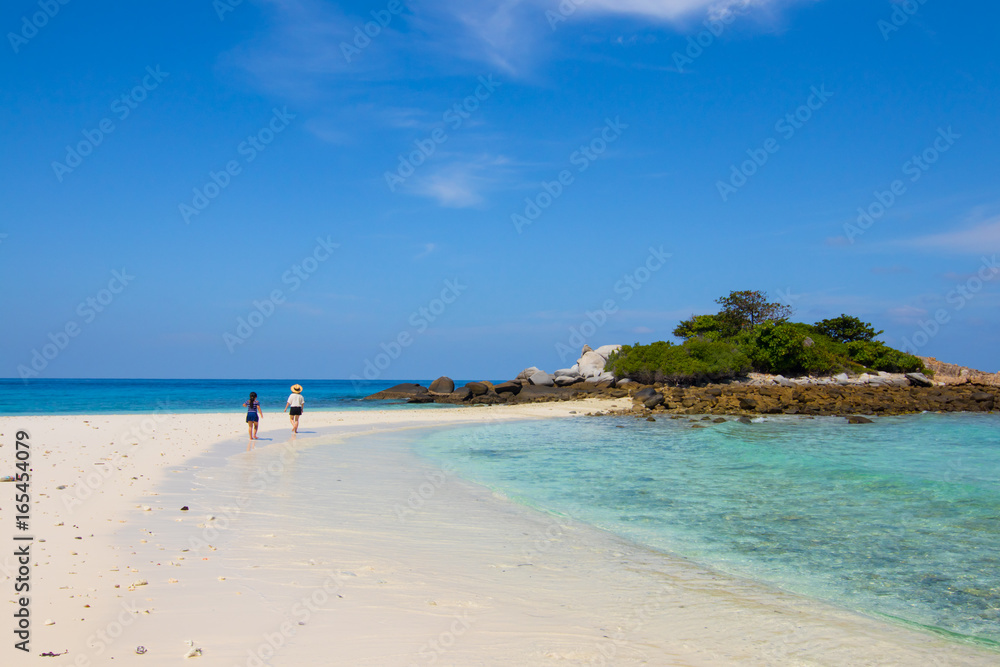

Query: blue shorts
[[246, 412, 259, 423]]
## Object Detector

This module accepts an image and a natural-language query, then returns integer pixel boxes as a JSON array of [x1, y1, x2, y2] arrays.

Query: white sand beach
[[3, 403, 998, 666]]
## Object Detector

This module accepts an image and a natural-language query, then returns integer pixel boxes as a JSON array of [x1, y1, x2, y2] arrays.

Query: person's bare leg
[[292, 415, 299, 433]]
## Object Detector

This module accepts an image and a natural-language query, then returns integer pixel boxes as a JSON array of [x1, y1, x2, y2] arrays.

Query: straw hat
[[291, 384, 303, 393]]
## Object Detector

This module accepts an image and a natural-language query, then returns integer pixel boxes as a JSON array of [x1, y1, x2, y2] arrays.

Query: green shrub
[[638, 292, 922, 379], [606, 339, 751, 385], [738, 322, 846, 376], [845, 341, 925, 373]]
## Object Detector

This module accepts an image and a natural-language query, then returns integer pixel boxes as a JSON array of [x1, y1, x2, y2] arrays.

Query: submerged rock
[[847, 416, 874, 424]]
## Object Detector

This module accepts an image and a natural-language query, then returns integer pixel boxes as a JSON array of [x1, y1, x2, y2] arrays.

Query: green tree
[[673, 313, 724, 340], [814, 315, 884, 343], [715, 290, 793, 332]]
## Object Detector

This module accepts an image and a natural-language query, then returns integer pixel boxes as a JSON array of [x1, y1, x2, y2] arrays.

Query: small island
[[367, 290, 1000, 418]]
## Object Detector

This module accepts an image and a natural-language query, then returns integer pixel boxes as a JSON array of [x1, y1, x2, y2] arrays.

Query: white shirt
[[287, 393, 304, 407]]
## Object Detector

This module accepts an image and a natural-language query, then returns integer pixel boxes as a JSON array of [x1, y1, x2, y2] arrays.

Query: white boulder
[[528, 370, 555, 387], [594, 344, 622, 359], [577, 351, 608, 378]]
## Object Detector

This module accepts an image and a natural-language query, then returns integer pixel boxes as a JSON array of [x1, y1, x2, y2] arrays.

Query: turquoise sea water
[[0, 378, 456, 414], [412, 413, 1000, 646]]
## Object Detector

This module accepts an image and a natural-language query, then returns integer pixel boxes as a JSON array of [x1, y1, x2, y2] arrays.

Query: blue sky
[[2, 0, 998, 380]]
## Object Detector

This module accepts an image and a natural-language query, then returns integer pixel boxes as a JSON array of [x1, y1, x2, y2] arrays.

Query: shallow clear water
[[412, 413, 1000, 645], [0, 378, 460, 414]]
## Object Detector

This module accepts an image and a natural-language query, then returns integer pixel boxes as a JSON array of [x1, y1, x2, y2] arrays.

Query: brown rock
[[429, 377, 455, 394], [364, 383, 428, 400], [465, 382, 489, 396]]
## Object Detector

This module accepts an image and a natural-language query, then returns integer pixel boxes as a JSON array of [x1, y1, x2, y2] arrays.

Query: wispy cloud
[[403, 154, 519, 207], [901, 217, 1000, 254], [581, 0, 760, 22], [415, 170, 485, 208], [228, 0, 813, 96], [414, 242, 437, 259]]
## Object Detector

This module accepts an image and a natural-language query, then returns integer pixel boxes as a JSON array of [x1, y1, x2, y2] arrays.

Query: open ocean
[[0, 378, 456, 415], [413, 413, 1000, 647]]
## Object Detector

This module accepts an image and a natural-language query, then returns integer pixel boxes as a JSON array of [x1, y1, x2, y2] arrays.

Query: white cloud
[[415, 170, 485, 208], [902, 217, 1000, 254], [581, 0, 757, 21]]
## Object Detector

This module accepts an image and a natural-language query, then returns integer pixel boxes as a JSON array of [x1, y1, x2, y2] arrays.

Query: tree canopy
[[814, 314, 884, 343], [715, 290, 793, 331]]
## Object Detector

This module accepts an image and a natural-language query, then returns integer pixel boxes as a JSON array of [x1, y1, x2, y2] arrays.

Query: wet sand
[[2, 403, 997, 665]]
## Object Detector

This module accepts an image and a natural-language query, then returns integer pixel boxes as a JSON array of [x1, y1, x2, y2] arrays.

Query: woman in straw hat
[[284, 384, 305, 433]]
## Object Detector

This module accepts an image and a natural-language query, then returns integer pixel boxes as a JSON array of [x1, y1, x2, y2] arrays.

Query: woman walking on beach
[[244, 391, 263, 444], [284, 384, 305, 433]]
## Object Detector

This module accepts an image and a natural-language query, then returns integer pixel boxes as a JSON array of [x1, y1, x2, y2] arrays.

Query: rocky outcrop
[[362, 345, 999, 416], [622, 383, 999, 417], [919, 356, 1000, 386]]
